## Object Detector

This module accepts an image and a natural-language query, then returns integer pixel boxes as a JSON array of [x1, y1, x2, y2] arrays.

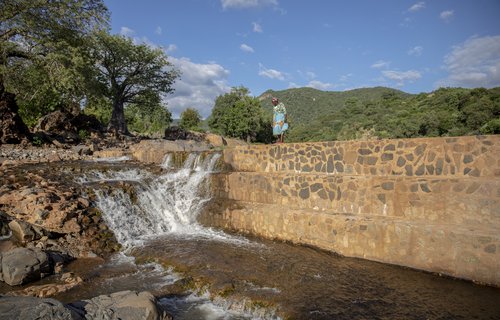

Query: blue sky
[[103, 0, 500, 118]]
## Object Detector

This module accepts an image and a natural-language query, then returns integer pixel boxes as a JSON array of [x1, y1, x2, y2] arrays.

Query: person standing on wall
[[271, 97, 288, 143]]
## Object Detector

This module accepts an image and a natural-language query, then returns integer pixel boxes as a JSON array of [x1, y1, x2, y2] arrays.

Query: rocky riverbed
[[0, 136, 220, 320]]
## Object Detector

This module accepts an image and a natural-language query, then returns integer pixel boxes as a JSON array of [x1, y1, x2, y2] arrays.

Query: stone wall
[[200, 135, 500, 286]]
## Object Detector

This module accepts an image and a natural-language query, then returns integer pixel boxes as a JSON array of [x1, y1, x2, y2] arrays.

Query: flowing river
[[7, 153, 500, 319]]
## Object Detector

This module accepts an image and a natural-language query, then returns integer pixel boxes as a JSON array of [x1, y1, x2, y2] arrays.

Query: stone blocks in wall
[[223, 135, 499, 178], [200, 200, 500, 286], [205, 135, 500, 286]]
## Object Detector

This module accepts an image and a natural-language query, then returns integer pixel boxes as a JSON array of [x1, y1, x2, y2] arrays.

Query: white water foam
[[79, 153, 250, 248], [161, 153, 173, 169], [159, 293, 256, 320], [75, 168, 152, 184], [92, 156, 131, 162]]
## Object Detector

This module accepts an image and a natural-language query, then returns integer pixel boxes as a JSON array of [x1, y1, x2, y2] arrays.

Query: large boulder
[[164, 126, 203, 141], [1, 247, 51, 286], [68, 290, 171, 320], [0, 86, 31, 144], [0, 296, 81, 320], [34, 110, 103, 144]]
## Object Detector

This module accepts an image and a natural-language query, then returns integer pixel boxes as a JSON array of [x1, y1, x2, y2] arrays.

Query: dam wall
[[200, 135, 500, 286]]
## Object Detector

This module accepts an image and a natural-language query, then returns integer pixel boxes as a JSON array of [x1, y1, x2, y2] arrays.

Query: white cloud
[[382, 70, 422, 86], [120, 27, 135, 37], [155, 26, 162, 35], [258, 63, 285, 80], [252, 22, 263, 33], [371, 60, 390, 69], [408, 2, 425, 12], [117, 28, 161, 49], [440, 10, 454, 22], [339, 73, 353, 82], [408, 46, 423, 56], [306, 80, 334, 91], [438, 35, 500, 88], [165, 44, 177, 54], [306, 71, 316, 80], [167, 57, 231, 118], [240, 43, 254, 53], [221, 0, 278, 9]]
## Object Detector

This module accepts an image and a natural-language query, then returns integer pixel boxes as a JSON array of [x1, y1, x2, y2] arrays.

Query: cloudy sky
[[103, 0, 500, 118]]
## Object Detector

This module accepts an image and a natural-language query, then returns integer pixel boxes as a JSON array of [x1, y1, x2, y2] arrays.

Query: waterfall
[[78, 152, 235, 248], [161, 153, 173, 169]]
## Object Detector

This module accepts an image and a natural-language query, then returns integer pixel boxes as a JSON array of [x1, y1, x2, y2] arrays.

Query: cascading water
[[79, 152, 238, 248], [73, 152, 259, 319]]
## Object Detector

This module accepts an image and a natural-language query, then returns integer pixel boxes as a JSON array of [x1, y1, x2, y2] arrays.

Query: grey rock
[[68, 290, 171, 320], [1, 247, 51, 286], [0, 296, 81, 320]]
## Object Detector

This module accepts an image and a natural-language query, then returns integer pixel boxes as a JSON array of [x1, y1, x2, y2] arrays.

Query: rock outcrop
[[34, 109, 103, 144], [0, 85, 31, 144], [0, 165, 120, 258]]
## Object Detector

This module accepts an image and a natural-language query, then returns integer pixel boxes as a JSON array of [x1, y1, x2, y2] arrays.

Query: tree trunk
[[107, 100, 128, 135]]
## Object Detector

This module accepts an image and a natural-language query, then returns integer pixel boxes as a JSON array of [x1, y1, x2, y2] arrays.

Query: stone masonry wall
[[200, 135, 500, 286]]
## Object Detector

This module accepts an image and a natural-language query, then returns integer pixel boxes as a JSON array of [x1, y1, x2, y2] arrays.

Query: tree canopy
[[263, 86, 500, 142], [208, 86, 272, 143], [88, 31, 180, 134], [179, 108, 202, 131], [0, 0, 109, 126]]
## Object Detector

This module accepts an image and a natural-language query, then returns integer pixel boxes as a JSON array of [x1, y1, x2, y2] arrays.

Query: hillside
[[259, 87, 410, 125], [258, 86, 500, 142]]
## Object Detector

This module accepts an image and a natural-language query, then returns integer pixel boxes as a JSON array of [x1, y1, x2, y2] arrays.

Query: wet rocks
[[6, 272, 83, 298], [0, 290, 172, 320], [0, 247, 51, 286], [0, 296, 79, 320], [68, 290, 172, 320]]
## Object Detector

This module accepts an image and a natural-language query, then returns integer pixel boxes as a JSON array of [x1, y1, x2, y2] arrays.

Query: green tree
[[179, 108, 202, 130], [88, 31, 179, 135], [125, 91, 172, 134], [0, 0, 109, 125], [208, 86, 271, 142]]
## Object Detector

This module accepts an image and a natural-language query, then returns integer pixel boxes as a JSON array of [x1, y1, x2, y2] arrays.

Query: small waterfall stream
[[80, 153, 243, 247], [74, 153, 258, 319]]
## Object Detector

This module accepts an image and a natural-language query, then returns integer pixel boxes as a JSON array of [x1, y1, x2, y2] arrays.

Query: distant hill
[[259, 86, 410, 125], [258, 86, 500, 142]]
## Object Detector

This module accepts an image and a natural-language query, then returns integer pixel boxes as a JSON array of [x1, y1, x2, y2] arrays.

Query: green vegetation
[[179, 108, 202, 131], [208, 86, 273, 143], [259, 87, 500, 142], [1, 0, 109, 127], [1, 0, 178, 137], [87, 31, 179, 134]]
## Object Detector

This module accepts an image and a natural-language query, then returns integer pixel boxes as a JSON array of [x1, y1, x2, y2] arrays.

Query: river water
[[6, 154, 500, 319]]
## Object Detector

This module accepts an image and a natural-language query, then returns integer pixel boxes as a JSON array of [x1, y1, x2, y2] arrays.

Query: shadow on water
[[131, 233, 500, 320]]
